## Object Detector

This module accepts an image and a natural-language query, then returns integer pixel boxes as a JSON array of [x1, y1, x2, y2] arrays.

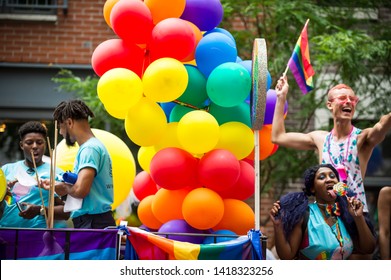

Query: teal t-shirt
[[0, 161, 67, 228], [71, 137, 113, 218]]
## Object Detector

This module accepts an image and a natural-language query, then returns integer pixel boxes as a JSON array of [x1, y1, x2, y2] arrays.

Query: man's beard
[[65, 133, 76, 147]]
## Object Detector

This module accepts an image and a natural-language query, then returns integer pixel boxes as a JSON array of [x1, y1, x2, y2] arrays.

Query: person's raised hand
[[275, 75, 289, 99]]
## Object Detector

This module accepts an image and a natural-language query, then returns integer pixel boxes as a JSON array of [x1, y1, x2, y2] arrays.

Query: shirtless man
[[272, 75, 391, 213]]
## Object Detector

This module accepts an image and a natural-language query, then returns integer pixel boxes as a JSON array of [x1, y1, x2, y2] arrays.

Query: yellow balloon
[[153, 122, 183, 152], [142, 58, 189, 102], [145, 0, 186, 24], [177, 110, 220, 154], [137, 146, 157, 173], [124, 97, 168, 146], [97, 68, 143, 112], [215, 122, 254, 160], [55, 129, 136, 209], [104, 104, 128, 120], [0, 168, 7, 201]]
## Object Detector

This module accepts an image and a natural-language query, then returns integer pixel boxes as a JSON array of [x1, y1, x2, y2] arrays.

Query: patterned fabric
[[321, 127, 368, 212], [299, 204, 353, 260]]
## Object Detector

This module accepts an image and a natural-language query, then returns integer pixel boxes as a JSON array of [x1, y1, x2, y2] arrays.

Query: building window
[[0, 0, 68, 16]]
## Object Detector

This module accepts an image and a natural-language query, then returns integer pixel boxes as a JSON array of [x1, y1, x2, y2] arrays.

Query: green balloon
[[209, 101, 251, 128], [169, 104, 195, 122], [206, 62, 251, 107], [178, 65, 208, 108]]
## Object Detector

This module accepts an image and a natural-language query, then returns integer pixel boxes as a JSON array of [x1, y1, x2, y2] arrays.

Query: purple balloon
[[264, 89, 288, 125], [181, 0, 224, 31], [158, 219, 205, 244]]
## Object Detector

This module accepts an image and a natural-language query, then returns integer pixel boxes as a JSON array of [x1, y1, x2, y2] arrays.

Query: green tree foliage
[[221, 0, 391, 202]]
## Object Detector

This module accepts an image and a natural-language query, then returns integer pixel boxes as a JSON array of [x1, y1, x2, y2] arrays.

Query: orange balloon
[[103, 0, 119, 28], [182, 21, 203, 62], [247, 124, 275, 161], [151, 188, 191, 224], [137, 195, 163, 230], [145, 0, 186, 24], [182, 188, 224, 230], [213, 199, 255, 235]]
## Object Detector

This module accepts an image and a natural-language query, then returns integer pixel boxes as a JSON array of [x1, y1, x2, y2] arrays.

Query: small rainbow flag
[[4, 194, 16, 205], [287, 19, 315, 94]]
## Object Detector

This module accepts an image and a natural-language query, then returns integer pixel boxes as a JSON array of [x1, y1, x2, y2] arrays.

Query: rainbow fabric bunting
[[125, 227, 262, 260], [0, 228, 119, 260], [287, 20, 315, 94]]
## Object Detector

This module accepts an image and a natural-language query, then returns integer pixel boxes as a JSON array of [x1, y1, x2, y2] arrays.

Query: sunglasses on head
[[329, 95, 359, 105]]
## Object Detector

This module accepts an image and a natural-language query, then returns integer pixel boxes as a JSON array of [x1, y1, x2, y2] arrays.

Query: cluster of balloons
[[134, 147, 256, 241], [93, 0, 288, 241]]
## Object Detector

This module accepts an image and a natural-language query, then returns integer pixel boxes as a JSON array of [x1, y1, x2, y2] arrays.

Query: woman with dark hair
[[270, 164, 376, 260]]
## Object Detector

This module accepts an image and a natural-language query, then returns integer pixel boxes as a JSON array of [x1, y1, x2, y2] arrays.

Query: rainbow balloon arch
[[35, 0, 287, 260]]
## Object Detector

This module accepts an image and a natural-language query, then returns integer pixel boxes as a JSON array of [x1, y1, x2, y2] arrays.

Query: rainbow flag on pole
[[125, 227, 262, 260], [287, 19, 315, 94]]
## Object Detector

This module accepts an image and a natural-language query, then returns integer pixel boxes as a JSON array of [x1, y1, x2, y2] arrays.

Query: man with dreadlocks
[[269, 164, 376, 260], [42, 99, 116, 229]]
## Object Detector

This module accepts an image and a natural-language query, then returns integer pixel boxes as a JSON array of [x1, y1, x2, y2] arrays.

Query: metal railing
[[1, 0, 68, 15]]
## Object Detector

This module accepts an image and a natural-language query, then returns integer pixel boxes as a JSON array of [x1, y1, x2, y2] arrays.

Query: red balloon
[[91, 39, 145, 77], [132, 171, 158, 201], [110, 0, 153, 44], [197, 149, 240, 192], [150, 147, 198, 190], [149, 18, 196, 62], [219, 160, 255, 200]]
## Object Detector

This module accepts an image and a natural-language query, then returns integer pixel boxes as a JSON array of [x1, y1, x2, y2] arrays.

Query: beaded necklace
[[326, 126, 354, 182], [315, 202, 345, 259]]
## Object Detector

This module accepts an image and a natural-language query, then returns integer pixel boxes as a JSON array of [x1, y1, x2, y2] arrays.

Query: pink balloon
[[197, 149, 240, 192], [132, 171, 158, 201], [150, 147, 198, 190], [91, 39, 145, 77], [110, 0, 153, 44], [219, 160, 255, 200], [149, 18, 196, 62]]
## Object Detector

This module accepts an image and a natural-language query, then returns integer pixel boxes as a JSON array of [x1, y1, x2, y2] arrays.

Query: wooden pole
[[30, 151, 48, 227]]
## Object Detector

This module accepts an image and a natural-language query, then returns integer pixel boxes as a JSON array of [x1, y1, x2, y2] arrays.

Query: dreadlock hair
[[53, 99, 94, 123], [18, 121, 48, 140]]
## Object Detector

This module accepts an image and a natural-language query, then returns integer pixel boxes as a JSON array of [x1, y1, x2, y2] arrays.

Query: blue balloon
[[238, 60, 252, 75], [203, 229, 238, 244], [195, 32, 237, 78], [159, 102, 176, 122], [204, 27, 236, 45]]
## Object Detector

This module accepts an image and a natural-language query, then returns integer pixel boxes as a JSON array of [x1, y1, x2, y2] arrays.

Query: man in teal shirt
[[42, 99, 115, 229], [0, 121, 70, 228]]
